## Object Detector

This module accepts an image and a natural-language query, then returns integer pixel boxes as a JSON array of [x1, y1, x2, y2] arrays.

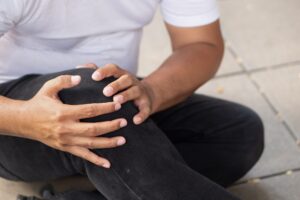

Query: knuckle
[[57, 137, 67, 146], [111, 121, 121, 130], [84, 105, 97, 117], [120, 92, 128, 100], [53, 110, 65, 121], [111, 64, 119, 70], [43, 80, 52, 88], [54, 125, 64, 134], [124, 74, 133, 84], [87, 140, 95, 148], [102, 104, 116, 114], [58, 75, 71, 85], [88, 63, 97, 67], [55, 138, 66, 148], [111, 82, 120, 90], [101, 103, 115, 113], [56, 75, 66, 83], [85, 125, 97, 135], [123, 74, 130, 80], [109, 103, 116, 111], [111, 139, 119, 147], [81, 152, 90, 160], [104, 139, 116, 148], [143, 106, 151, 115], [54, 142, 64, 150], [53, 124, 69, 137], [133, 86, 141, 95]]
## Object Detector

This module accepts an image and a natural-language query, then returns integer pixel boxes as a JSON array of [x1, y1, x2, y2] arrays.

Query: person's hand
[[17, 75, 127, 168], [77, 63, 155, 125]]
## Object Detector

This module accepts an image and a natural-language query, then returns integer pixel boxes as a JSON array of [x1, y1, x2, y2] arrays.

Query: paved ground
[[1, 0, 299, 199]]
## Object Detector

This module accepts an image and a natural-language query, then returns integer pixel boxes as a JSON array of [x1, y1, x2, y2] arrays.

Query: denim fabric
[[0, 68, 264, 200]]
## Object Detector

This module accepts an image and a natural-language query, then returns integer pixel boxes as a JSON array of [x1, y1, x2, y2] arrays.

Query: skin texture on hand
[[77, 63, 155, 125], [12, 75, 129, 168]]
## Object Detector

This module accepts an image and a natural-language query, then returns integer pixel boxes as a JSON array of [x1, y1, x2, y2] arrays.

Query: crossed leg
[[0, 68, 259, 200]]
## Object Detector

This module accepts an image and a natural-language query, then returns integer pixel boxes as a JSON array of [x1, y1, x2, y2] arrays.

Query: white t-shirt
[[0, 0, 219, 83]]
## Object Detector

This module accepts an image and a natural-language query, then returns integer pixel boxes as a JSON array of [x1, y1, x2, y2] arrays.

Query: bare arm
[[0, 76, 127, 168], [86, 20, 224, 124], [142, 20, 224, 113], [0, 96, 24, 136]]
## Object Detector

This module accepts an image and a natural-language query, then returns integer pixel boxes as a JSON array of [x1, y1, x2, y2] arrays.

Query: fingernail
[[103, 86, 114, 96], [75, 65, 85, 69], [113, 95, 124, 103], [71, 75, 81, 85], [92, 71, 102, 81], [120, 119, 127, 128], [115, 103, 121, 111], [134, 116, 142, 124], [117, 137, 126, 146], [102, 162, 111, 168]]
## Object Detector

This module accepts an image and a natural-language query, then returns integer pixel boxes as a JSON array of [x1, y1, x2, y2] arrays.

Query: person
[[0, 0, 264, 199]]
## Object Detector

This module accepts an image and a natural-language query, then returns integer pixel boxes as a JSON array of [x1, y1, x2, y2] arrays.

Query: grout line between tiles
[[258, 60, 300, 70], [223, 45, 299, 141], [231, 168, 300, 187], [215, 59, 300, 79]]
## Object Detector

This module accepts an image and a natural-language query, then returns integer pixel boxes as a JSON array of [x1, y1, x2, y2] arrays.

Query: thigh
[[152, 94, 264, 186]]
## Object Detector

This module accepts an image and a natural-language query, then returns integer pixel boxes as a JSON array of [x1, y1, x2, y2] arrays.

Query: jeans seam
[[111, 167, 143, 200]]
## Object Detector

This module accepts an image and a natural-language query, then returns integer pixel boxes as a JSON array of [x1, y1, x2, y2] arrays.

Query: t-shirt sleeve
[[0, 0, 23, 36], [160, 0, 219, 27]]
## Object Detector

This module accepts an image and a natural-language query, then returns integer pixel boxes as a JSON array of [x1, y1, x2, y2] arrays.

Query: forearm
[[142, 41, 224, 113], [0, 95, 24, 136]]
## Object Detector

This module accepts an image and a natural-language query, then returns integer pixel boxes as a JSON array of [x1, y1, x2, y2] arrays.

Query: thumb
[[39, 75, 81, 96]]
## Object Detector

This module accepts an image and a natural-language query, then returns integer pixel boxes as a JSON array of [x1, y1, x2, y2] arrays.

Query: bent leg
[[0, 69, 239, 200], [152, 94, 264, 187]]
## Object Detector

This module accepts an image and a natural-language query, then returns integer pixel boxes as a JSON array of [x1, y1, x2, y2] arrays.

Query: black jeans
[[0, 68, 264, 200]]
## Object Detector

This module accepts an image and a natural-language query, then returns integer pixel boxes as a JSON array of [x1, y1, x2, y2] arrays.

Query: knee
[[57, 68, 139, 123], [239, 105, 264, 156], [58, 68, 114, 104], [216, 104, 265, 186], [231, 104, 264, 177]]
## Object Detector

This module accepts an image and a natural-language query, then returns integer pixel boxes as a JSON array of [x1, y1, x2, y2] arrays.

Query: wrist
[[0, 96, 27, 137], [141, 79, 162, 114]]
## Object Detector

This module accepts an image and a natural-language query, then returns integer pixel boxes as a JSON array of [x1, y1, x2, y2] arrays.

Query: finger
[[103, 74, 135, 97], [133, 100, 151, 125], [72, 118, 127, 137], [64, 102, 121, 119], [64, 135, 126, 149], [113, 86, 141, 104], [76, 63, 98, 69], [92, 64, 125, 81], [39, 75, 81, 96], [65, 146, 110, 168]]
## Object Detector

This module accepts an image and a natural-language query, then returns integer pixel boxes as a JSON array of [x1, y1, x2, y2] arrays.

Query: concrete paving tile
[[219, 0, 300, 69], [198, 75, 300, 179], [138, 12, 242, 77], [229, 171, 300, 200], [252, 65, 300, 139], [217, 48, 243, 76], [0, 178, 43, 200]]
